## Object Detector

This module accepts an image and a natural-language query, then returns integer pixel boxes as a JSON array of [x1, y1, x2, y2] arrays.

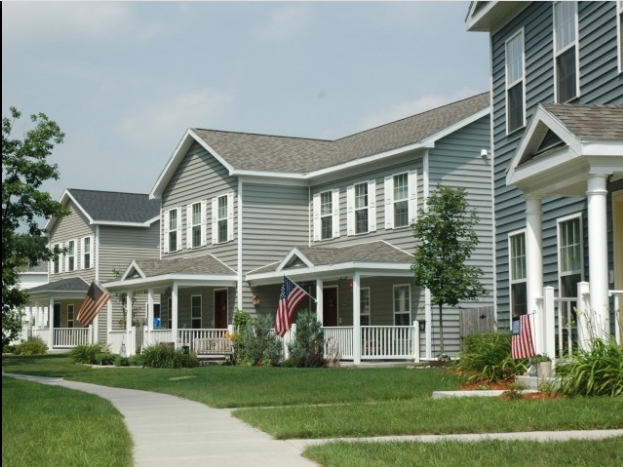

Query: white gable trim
[[45, 190, 94, 232], [120, 260, 147, 281], [275, 248, 315, 272]]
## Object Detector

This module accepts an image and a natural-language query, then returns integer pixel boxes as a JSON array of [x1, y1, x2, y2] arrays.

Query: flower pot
[[537, 361, 552, 378]]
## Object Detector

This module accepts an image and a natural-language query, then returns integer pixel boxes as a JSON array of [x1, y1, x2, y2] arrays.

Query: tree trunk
[[438, 303, 444, 358]]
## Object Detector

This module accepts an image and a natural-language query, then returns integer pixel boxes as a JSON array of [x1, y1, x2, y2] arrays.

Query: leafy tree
[[2, 107, 68, 346], [411, 185, 486, 357]]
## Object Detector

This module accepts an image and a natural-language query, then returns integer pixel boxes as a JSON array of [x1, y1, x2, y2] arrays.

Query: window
[[67, 304, 74, 328], [554, 1, 579, 102], [191, 295, 202, 329], [53, 243, 61, 274], [67, 240, 76, 272], [558, 216, 582, 298], [506, 30, 525, 133], [509, 232, 527, 316], [218, 196, 228, 243], [360, 288, 371, 326], [212, 194, 233, 244], [393, 285, 411, 325], [355, 184, 368, 234], [384, 171, 416, 229], [320, 191, 333, 240], [82, 236, 92, 269], [618, 1, 623, 73], [168, 209, 178, 252], [191, 202, 201, 248]]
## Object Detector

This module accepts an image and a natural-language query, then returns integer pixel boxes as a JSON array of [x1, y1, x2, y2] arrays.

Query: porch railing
[[53, 328, 91, 348], [178, 329, 229, 348], [555, 297, 577, 358], [142, 329, 174, 348], [323, 327, 354, 360]]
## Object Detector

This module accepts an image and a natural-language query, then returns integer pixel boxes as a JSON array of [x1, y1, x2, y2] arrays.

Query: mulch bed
[[458, 379, 563, 401]]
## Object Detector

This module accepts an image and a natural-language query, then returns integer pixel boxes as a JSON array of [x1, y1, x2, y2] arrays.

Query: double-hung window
[[218, 196, 228, 243], [189, 202, 202, 248], [393, 285, 411, 326], [347, 181, 377, 236], [320, 191, 333, 240], [558, 215, 582, 298], [355, 184, 368, 234], [506, 29, 525, 133], [67, 304, 74, 328], [67, 240, 76, 272], [313, 189, 340, 241], [618, 1, 623, 73], [384, 171, 416, 229], [360, 287, 371, 326], [393, 174, 409, 228], [191, 295, 202, 329], [169, 209, 178, 252], [554, 1, 579, 102], [211, 194, 234, 244], [82, 236, 92, 269], [509, 232, 527, 316]]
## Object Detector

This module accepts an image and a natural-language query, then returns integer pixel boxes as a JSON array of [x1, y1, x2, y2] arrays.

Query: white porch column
[[92, 315, 99, 344], [126, 291, 134, 356], [106, 300, 113, 335], [587, 174, 609, 338], [525, 194, 544, 354], [577, 281, 592, 350], [316, 279, 324, 325], [352, 272, 361, 365], [34, 301, 40, 331], [48, 296, 55, 350], [425, 288, 432, 360], [172, 282, 179, 349], [147, 289, 154, 331], [543, 286, 556, 361]]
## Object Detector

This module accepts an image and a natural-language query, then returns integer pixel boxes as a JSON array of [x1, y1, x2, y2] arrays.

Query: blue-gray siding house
[[466, 1, 623, 357]]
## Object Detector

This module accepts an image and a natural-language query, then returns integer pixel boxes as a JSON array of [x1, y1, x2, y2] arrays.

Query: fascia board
[[582, 142, 623, 157], [92, 220, 154, 227], [45, 190, 94, 232], [103, 273, 238, 291]]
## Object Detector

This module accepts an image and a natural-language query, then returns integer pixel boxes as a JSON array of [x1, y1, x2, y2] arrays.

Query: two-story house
[[466, 1, 623, 358], [106, 94, 495, 362], [26, 189, 160, 350]]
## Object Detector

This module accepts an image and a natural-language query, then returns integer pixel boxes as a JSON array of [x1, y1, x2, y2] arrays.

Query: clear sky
[[2, 1, 489, 202]]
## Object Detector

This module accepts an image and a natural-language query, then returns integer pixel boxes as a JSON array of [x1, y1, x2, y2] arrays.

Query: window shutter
[[176, 207, 183, 251], [211, 198, 218, 244], [312, 193, 320, 242], [408, 170, 418, 224], [368, 180, 377, 232], [332, 188, 340, 238], [201, 200, 208, 246], [186, 205, 192, 249], [384, 176, 393, 229], [163, 209, 169, 254], [346, 185, 355, 236], [227, 193, 235, 242], [65, 241, 70, 271]]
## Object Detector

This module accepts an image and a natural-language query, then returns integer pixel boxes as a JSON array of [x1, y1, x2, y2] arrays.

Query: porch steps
[[515, 375, 560, 390]]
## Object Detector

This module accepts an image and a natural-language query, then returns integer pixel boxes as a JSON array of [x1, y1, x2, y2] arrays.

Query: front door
[[53, 303, 61, 328], [323, 287, 338, 326], [214, 290, 228, 329]]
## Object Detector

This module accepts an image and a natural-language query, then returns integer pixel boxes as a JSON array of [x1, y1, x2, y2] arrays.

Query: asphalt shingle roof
[[27, 277, 89, 293], [135, 254, 236, 278], [193, 93, 489, 174], [68, 189, 160, 224], [542, 103, 623, 142]]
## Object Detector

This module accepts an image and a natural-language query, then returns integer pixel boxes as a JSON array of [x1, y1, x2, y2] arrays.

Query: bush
[[70, 344, 104, 364], [287, 310, 325, 367], [141, 344, 199, 368], [96, 353, 116, 366], [114, 355, 130, 367], [128, 353, 144, 367], [230, 310, 253, 364], [3, 344, 18, 355], [556, 337, 623, 397], [454, 332, 528, 383], [235, 314, 282, 366], [15, 336, 48, 356]]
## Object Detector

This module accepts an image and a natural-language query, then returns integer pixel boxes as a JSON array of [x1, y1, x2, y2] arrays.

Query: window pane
[[561, 273, 581, 298], [192, 203, 201, 225], [218, 197, 227, 219], [218, 219, 227, 243], [560, 218, 581, 272], [169, 210, 177, 230], [356, 209, 368, 234], [508, 82, 524, 132], [321, 192, 332, 216], [512, 282, 527, 316], [506, 33, 524, 84], [393, 174, 408, 201], [394, 286, 410, 313], [394, 200, 408, 228], [395, 313, 410, 326], [557, 47, 577, 102], [192, 225, 201, 248], [355, 184, 367, 209], [510, 234, 526, 280], [554, 1, 575, 51], [321, 216, 332, 240], [169, 231, 177, 252]]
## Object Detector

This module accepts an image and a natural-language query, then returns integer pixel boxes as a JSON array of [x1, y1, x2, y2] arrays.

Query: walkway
[[4, 373, 623, 467]]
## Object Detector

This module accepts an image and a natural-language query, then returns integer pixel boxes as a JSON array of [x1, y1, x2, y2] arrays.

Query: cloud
[[119, 88, 237, 145], [257, 4, 315, 40], [357, 88, 483, 131]]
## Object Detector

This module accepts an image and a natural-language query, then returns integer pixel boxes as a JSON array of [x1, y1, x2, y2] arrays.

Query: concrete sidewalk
[[4, 373, 622, 467]]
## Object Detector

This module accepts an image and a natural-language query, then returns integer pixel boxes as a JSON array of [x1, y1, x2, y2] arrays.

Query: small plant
[[230, 310, 252, 364], [141, 344, 199, 368], [114, 355, 130, 367], [235, 314, 282, 367], [97, 353, 116, 365], [128, 353, 144, 367], [531, 354, 551, 364], [14, 337, 48, 356], [70, 344, 105, 364], [503, 382, 525, 401], [287, 310, 325, 368]]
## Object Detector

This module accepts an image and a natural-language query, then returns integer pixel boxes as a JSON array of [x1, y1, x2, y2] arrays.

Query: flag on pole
[[274, 276, 307, 337], [76, 281, 111, 327], [511, 314, 535, 359]]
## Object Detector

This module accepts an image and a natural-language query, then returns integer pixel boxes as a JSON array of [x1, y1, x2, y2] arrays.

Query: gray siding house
[[466, 1, 623, 358], [26, 189, 160, 350], [106, 94, 494, 362]]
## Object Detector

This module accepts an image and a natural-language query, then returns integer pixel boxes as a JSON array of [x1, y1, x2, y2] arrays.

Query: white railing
[[323, 327, 354, 360], [609, 290, 622, 346], [108, 330, 128, 355], [361, 325, 415, 360], [554, 297, 577, 358], [53, 328, 91, 348], [179, 328, 229, 348], [142, 329, 174, 348]]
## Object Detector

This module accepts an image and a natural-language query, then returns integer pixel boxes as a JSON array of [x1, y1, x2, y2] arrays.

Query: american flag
[[274, 277, 307, 337], [76, 282, 111, 327], [511, 314, 535, 359]]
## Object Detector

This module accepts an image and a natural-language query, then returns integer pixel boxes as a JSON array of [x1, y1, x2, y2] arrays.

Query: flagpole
[[284, 275, 318, 303]]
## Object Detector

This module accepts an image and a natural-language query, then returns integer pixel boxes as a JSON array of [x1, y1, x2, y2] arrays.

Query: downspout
[[95, 225, 100, 282], [237, 179, 243, 311], [423, 149, 432, 360], [308, 184, 311, 248], [488, 33, 498, 330]]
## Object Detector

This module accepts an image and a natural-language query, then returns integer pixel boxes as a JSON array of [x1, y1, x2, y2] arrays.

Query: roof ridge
[[193, 127, 333, 143]]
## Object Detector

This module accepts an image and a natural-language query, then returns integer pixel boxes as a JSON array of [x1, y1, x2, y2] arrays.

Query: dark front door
[[323, 287, 338, 327], [214, 290, 228, 329], [53, 303, 61, 328]]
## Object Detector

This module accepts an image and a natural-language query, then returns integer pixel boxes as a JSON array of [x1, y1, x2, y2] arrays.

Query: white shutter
[[368, 180, 377, 232], [227, 193, 235, 242], [163, 209, 169, 254], [201, 200, 208, 246], [211, 198, 218, 244], [332, 188, 340, 238], [408, 170, 418, 224], [176, 207, 183, 251], [346, 185, 355, 236], [384, 176, 393, 229], [312, 193, 320, 242], [186, 205, 192, 249]]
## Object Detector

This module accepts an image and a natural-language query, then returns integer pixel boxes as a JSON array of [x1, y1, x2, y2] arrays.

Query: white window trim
[[553, 1, 580, 103], [557, 213, 584, 297], [67, 304, 74, 328], [505, 28, 526, 134], [384, 171, 417, 229], [81, 236, 93, 270], [191, 294, 202, 328], [393, 284, 411, 325], [508, 229, 527, 317], [212, 194, 235, 244], [360, 287, 371, 325], [618, 1, 623, 74], [187, 202, 203, 249], [315, 189, 340, 241], [164, 208, 181, 253]]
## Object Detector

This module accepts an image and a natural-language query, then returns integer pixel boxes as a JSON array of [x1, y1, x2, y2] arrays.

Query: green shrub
[[3, 344, 18, 354], [141, 344, 199, 368], [96, 353, 116, 366], [230, 310, 253, 364], [454, 332, 528, 383], [235, 314, 282, 366], [128, 353, 144, 367], [556, 337, 623, 397], [287, 310, 325, 367], [114, 356, 130, 367], [69, 344, 103, 364], [16, 336, 48, 356]]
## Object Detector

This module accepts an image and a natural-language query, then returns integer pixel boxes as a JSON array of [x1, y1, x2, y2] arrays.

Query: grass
[[303, 437, 623, 467], [2, 376, 133, 467]]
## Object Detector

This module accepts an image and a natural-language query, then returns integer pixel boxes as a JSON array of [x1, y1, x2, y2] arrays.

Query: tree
[[2, 107, 69, 346], [411, 185, 486, 358]]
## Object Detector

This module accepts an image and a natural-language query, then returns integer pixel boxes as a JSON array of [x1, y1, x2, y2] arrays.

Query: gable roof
[[27, 277, 89, 295], [46, 189, 161, 232], [151, 93, 489, 197]]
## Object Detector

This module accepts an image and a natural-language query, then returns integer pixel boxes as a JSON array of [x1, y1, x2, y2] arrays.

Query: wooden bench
[[192, 337, 233, 363]]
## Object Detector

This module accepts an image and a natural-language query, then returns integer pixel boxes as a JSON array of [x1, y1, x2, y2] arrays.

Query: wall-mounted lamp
[[252, 295, 261, 307], [419, 320, 426, 332], [480, 149, 489, 158]]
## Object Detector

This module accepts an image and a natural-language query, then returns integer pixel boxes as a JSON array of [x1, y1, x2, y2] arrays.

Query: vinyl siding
[[490, 1, 623, 328]]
